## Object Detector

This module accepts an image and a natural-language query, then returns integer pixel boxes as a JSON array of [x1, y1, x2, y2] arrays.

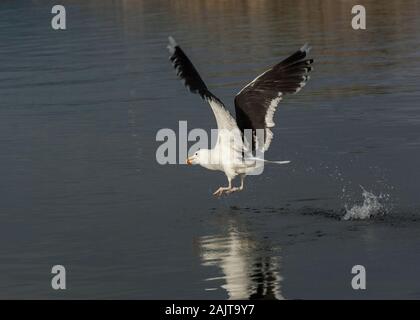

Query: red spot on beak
[[186, 158, 192, 165]]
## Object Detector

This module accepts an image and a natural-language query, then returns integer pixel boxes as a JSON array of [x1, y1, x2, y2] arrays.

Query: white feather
[[265, 93, 282, 128], [167, 36, 177, 54]]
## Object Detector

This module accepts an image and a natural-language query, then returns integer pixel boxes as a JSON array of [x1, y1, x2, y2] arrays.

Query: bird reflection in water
[[199, 215, 284, 300]]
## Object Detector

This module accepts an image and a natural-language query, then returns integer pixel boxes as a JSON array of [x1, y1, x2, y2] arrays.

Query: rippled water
[[0, 0, 420, 299]]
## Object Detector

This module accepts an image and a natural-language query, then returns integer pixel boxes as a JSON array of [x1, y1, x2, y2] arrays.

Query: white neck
[[199, 149, 221, 171]]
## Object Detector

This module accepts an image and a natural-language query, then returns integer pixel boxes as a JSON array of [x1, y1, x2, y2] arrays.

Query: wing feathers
[[274, 44, 310, 69], [168, 36, 211, 100], [168, 38, 314, 154], [234, 45, 314, 152], [168, 37, 238, 131]]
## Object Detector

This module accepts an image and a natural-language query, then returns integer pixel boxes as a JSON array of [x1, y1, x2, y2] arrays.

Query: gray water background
[[0, 0, 420, 299]]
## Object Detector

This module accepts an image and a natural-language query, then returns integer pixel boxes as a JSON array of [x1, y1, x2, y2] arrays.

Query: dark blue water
[[0, 0, 420, 299]]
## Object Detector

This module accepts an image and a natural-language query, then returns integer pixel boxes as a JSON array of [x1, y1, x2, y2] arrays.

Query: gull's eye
[[195, 153, 198, 156]]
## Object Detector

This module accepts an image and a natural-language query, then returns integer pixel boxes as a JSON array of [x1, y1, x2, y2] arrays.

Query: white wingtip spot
[[167, 36, 178, 54], [300, 43, 312, 53]]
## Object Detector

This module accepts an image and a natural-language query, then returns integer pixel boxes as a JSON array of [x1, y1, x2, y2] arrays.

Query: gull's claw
[[213, 186, 244, 197], [212, 188, 222, 197], [226, 187, 240, 194], [213, 187, 230, 197]]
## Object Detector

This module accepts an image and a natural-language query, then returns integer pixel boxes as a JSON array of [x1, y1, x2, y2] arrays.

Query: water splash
[[343, 186, 389, 221]]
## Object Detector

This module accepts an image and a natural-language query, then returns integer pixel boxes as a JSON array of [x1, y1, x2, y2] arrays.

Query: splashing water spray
[[343, 185, 390, 221]]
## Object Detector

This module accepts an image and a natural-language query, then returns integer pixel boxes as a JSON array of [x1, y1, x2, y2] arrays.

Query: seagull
[[167, 36, 313, 196]]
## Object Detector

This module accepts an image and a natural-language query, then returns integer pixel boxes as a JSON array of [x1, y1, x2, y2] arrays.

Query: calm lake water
[[0, 0, 420, 299]]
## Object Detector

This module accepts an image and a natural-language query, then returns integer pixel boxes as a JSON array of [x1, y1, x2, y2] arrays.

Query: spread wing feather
[[167, 36, 237, 131], [234, 44, 314, 152]]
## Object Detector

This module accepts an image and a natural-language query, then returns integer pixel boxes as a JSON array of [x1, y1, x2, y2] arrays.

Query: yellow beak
[[186, 157, 193, 165]]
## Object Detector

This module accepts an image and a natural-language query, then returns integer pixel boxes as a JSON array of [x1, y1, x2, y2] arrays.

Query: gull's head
[[186, 150, 201, 166], [186, 149, 210, 166]]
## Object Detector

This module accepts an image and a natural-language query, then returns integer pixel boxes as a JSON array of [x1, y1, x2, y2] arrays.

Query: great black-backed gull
[[168, 36, 313, 196]]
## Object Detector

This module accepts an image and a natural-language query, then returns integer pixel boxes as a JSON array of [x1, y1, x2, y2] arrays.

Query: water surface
[[0, 0, 420, 299]]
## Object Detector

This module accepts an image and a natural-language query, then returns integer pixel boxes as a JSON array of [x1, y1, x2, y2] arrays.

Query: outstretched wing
[[234, 44, 314, 152], [167, 36, 237, 131]]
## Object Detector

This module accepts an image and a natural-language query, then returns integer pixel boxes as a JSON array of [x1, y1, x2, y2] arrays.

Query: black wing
[[168, 36, 237, 130], [234, 44, 314, 152]]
